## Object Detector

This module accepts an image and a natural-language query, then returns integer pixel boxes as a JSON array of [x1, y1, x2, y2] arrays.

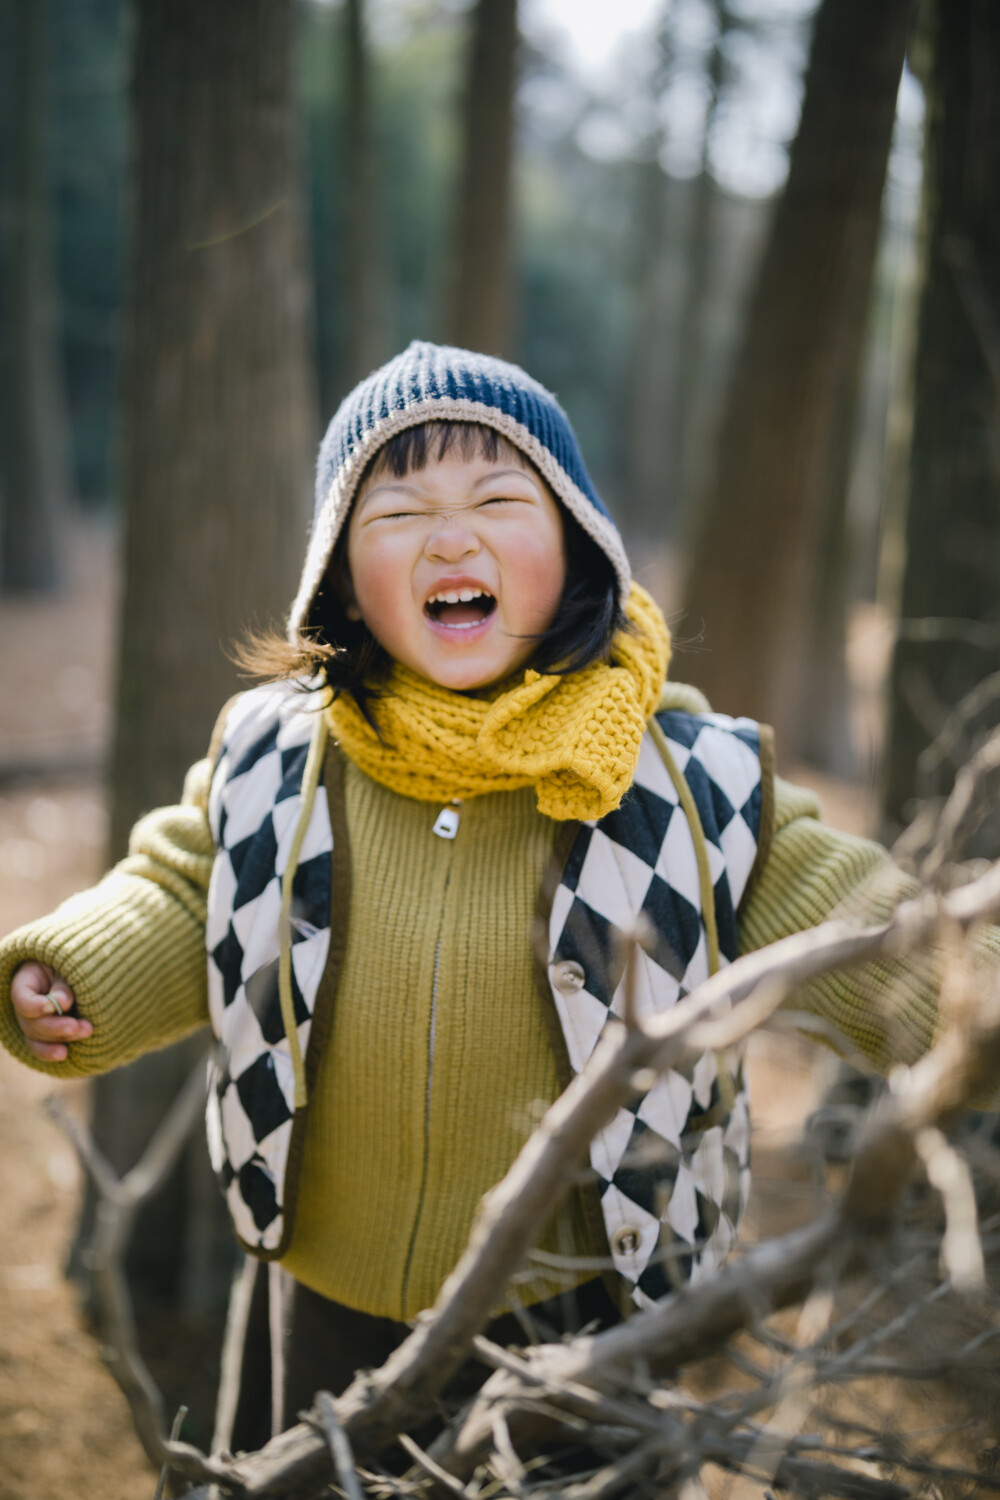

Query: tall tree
[[881, 0, 1000, 846], [447, 0, 519, 355], [0, 0, 74, 591], [679, 0, 911, 761], [342, 0, 383, 384], [670, 0, 727, 531], [624, 157, 679, 537], [110, 0, 317, 854], [87, 0, 317, 1313], [624, 6, 678, 537]]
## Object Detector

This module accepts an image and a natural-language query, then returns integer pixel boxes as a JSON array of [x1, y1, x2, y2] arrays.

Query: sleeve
[[738, 776, 1000, 1072], [0, 757, 216, 1078]]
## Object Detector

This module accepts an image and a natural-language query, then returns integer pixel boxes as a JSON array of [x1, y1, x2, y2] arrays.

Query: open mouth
[[424, 587, 497, 630]]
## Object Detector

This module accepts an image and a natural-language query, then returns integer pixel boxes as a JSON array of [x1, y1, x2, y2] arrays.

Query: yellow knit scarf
[[326, 582, 670, 821]]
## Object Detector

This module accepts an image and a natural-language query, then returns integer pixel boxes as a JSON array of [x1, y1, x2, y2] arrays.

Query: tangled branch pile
[[56, 735, 1000, 1499]]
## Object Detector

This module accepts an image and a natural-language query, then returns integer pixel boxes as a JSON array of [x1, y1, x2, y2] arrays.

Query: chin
[[434, 669, 498, 692], [420, 658, 509, 692]]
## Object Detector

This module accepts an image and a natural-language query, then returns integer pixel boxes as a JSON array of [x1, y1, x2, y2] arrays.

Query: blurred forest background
[[0, 0, 999, 1489]]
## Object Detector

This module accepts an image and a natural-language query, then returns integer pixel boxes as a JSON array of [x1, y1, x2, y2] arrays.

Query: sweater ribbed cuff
[[0, 869, 209, 1078]]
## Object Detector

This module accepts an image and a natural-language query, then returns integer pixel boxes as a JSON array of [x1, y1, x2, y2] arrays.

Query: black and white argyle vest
[[205, 682, 334, 1254], [204, 682, 765, 1303], [547, 714, 762, 1307]]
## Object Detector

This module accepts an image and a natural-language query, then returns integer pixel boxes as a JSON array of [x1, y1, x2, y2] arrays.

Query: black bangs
[[363, 420, 518, 479]]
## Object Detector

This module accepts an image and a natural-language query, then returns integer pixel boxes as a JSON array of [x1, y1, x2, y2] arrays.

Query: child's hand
[[10, 961, 92, 1062]]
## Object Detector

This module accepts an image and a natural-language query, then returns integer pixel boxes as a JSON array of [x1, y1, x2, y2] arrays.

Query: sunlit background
[[0, 0, 934, 806]]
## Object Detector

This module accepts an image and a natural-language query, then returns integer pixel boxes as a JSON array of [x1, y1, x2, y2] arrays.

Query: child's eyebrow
[[358, 479, 422, 502], [472, 466, 536, 489]]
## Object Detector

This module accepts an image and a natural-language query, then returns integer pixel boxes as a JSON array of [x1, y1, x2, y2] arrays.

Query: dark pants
[[227, 1262, 621, 1456]]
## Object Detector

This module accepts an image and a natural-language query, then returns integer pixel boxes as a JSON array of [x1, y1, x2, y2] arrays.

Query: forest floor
[[0, 519, 156, 1496], [0, 516, 969, 1499]]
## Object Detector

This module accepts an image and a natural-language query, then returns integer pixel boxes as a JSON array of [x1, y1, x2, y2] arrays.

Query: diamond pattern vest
[[204, 682, 768, 1308]]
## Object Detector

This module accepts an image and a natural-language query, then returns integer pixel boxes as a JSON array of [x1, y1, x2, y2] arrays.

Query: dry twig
[[55, 738, 1000, 1498], [48, 1063, 230, 1488]]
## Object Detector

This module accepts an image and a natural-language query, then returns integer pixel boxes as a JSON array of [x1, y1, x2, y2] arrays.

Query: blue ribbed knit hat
[[288, 341, 631, 636]]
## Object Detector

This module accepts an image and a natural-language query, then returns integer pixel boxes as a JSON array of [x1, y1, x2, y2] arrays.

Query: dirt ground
[[0, 518, 911, 1498], [0, 521, 157, 1496]]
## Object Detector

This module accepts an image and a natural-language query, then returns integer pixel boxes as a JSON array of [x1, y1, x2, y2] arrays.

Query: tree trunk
[[342, 0, 383, 384], [447, 0, 519, 355], [670, 0, 726, 535], [881, 0, 1000, 847], [624, 158, 680, 539], [85, 0, 317, 1317], [679, 0, 911, 759], [795, 393, 857, 775], [624, 3, 682, 541], [110, 0, 316, 852], [0, 0, 73, 592]]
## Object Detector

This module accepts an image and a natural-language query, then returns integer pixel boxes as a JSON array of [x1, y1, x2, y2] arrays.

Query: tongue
[[435, 600, 490, 626]]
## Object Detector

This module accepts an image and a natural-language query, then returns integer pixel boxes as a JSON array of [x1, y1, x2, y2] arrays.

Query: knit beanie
[[287, 341, 631, 638]]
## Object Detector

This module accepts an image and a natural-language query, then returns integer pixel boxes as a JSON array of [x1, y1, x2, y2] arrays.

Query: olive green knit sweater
[[1, 699, 994, 1317]]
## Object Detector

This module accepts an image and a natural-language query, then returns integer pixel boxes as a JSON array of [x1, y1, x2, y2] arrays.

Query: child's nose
[[425, 514, 480, 562]]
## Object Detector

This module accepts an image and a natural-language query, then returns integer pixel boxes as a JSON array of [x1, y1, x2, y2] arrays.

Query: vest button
[[611, 1225, 641, 1256], [549, 959, 585, 994]]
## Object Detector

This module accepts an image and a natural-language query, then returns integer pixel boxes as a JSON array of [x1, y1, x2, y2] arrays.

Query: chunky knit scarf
[[326, 583, 670, 821]]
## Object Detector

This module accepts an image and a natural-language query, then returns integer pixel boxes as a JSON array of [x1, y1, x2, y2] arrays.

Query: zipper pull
[[432, 800, 462, 839]]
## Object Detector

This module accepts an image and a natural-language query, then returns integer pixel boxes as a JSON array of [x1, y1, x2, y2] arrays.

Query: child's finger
[[11, 964, 77, 1020], [44, 980, 77, 1016], [21, 1014, 92, 1045], [10, 963, 89, 1061], [12, 987, 62, 1021], [11, 960, 57, 1008], [25, 1037, 70, 1063]]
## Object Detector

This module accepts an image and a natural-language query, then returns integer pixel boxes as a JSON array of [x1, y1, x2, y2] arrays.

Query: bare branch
[[311, 1392, 365, 1500], [154, 1406, 189, 1500], [914, 1127, 985, 1289], [735, 1286, 834, 1489], [396, 1435, 477, 1498], [917, 670, 1000, 789], [431, 896, 1000, 1480], [701, 1433, 913, 1500], [896, 616, 1000, 651], [47, 1066, 228, 1488], [58, 737, 1000, 1498], [216, 849, 1000, 1496], [922, 728, 1000, 877]]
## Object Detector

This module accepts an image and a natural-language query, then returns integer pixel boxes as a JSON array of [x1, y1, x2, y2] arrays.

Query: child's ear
[[330, 548, 362, 622]]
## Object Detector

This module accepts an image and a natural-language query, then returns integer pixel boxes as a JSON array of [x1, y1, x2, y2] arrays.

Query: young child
[[0, 342, 958, 1448]]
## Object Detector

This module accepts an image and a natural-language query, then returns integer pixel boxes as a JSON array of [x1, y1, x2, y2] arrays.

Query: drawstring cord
[[647, 716, 735, 1113], [279, 709, 329, 1110]]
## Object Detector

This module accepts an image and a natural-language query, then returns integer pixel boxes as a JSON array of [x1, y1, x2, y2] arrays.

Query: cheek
[[345, 532, 410, 638], [507, 527, 567, 619]]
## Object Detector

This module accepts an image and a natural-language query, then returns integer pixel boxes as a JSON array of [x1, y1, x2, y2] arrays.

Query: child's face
[[345, 449, 567, 690]]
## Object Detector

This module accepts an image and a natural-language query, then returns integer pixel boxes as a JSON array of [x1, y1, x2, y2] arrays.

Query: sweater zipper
[[400, 839, 455, 1314]]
